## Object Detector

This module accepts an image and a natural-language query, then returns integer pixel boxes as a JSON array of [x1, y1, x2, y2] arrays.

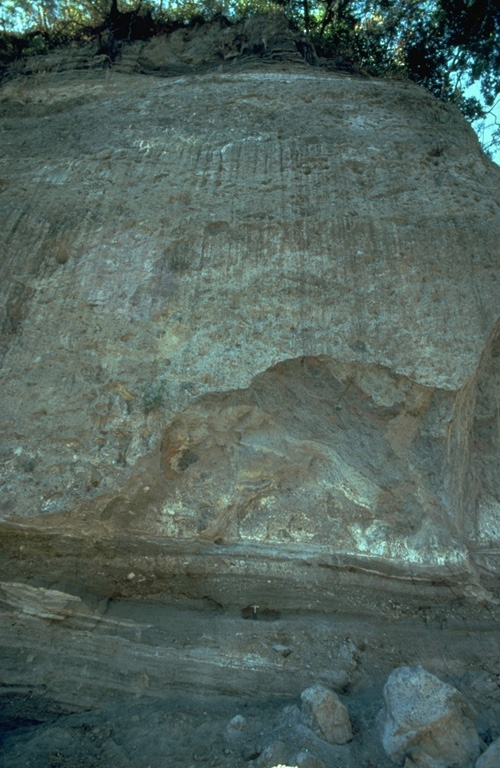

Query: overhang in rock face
[[1, 51, 500, 607]]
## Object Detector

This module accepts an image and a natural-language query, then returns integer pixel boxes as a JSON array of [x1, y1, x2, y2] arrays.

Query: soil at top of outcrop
[[1, 13, 320, 81]]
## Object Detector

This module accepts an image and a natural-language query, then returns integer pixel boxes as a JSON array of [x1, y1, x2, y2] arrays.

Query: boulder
[[255, 740, 288, 768], [228, 714, 247, 731], [295, 751, 325, 768], [300, 684, 352, 745], [378, 666, 481, 767], [475, 738, 500, 768]]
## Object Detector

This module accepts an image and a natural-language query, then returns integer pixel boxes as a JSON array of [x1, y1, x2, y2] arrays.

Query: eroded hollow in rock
[[158, 356, 466, 576], [1, 353, 491, 614]]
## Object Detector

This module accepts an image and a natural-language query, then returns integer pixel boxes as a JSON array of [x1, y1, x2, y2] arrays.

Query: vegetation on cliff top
[[1, 0, 499, 154]]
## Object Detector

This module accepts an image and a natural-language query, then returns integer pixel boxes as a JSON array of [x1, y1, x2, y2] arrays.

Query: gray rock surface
[[301, 684, 353, 745], [1, 18, 500, 768], [228, 714, 248, 732], [255, 740, 289, 767], [378, 666, 481, 767], [295, 752, 325, 768], [1, 37, 500, 591], [475, 738, 500, 768]]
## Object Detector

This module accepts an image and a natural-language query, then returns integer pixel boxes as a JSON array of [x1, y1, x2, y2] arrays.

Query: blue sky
[[467, 83, 500, 166], [474, 105, 500, 165]]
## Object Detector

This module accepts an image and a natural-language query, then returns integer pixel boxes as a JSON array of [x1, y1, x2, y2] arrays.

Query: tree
[[302, 0, 500, 154]]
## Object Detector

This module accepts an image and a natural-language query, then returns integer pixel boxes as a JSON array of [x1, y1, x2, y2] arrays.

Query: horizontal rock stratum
[[1, 25, 500, 614]]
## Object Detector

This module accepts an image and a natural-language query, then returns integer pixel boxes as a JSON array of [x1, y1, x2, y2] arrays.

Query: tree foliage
[[1, 0, 499, 152]]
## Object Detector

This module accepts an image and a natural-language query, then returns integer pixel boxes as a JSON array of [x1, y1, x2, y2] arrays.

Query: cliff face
[[2, 47, 500, 580], [1, 22, 500, 764]]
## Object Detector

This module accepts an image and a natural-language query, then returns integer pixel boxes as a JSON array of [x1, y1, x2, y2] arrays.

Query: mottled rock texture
[[301, 684, 352, 744], [475, 738, 500, 768], [1, 29, 500, 591], [0, 20, 500, 761], [378, 666, 481, 768]]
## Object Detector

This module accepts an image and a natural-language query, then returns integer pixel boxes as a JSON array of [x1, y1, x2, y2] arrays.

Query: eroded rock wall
[[2, 29, 500, 758], [1, 40, 500, 608]]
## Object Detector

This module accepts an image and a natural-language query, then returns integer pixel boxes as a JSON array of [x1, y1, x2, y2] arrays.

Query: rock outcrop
[[1, 17, 500, 767], [2, 29, 500, 592]]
